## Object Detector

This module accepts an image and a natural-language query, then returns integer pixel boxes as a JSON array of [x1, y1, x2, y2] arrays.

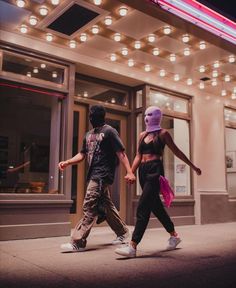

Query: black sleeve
[[109, 128, 125, 153], [80, 135, 87, 154]]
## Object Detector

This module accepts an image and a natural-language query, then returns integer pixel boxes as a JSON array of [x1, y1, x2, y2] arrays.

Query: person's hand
[[125, 172, 136, 184], [194, 167, 202, 175], [58, 161, 69, 171]]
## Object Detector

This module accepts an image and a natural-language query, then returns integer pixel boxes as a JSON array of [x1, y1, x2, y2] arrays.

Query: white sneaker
[[166, 236, 181, 250], [112, 231, 129, 245], [60, 242, 86, 252], [115, 244, 136, 258]]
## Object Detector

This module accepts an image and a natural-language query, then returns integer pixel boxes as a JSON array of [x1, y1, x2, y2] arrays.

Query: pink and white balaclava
[[144, 106, 162, 132]]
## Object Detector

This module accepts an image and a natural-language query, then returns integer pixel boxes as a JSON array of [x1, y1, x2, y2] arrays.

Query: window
[[0, 82, 64, 194]]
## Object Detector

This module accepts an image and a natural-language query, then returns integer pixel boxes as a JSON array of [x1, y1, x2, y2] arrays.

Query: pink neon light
[[184, 0, 236, 29], [157, 0, 236, 42]]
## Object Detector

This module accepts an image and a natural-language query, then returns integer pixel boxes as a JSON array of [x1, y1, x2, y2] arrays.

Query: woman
[[115, 106, 201, 257]]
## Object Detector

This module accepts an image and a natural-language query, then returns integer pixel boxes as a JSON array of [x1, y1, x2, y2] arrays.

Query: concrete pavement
[[0, 222, 236, 288]]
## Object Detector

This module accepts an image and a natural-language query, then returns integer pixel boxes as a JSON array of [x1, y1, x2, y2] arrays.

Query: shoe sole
[[60, 247, 86, 252], [115, 250, 136, 258]]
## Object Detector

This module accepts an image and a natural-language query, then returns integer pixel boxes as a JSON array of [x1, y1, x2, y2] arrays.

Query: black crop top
[[139, 132, 165, 156]]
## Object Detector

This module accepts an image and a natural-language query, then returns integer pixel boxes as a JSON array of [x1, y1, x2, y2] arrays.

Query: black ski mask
[[89, 105, 106, 128]]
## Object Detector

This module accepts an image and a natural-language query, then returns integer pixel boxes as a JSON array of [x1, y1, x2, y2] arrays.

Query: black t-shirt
[[80, 124, 125, 184]]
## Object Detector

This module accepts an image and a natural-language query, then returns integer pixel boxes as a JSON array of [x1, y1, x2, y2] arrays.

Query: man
[[59, 105, 135, 251]]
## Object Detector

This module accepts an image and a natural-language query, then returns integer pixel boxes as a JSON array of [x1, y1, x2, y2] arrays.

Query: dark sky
[[198, 0, 236, 21]]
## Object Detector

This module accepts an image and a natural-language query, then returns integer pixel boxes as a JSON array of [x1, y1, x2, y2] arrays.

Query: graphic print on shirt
[[86, 132, 105, 167]]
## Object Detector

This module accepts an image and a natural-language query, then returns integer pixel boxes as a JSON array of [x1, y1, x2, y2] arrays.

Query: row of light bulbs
[[26, 70, 58, 78]]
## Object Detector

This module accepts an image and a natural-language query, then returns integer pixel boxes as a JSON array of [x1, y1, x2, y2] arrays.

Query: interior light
[[16, 0, 26, 8], [26, 72, 31, 77], [33, 67, 39, 73], [231, 93, 236, 99], [169, 53, 176, 62], [114, 33, 121, 42], [152, 48, 160, 56], [147, 34, 156, 43], [228, 55, 235, 63], [163, 26, 171, 35], [119, 6, 128, 16], [144, 64, 151, 72], [199, 41, 206, 50], [110, 54, 117, 61], [93, 0, 102, 5], [41, 63, 46, 68], [134, 41, 141, 49], [187, 78, 192, 85], [221, 90, 226, 97], [69, 40, 77, 48], [121, 48, 128, 56], [46, 33, 53, 41], [29, 15, 38, 26], [199, 82, 205, 89], [104, 16, 112, 26], [20, 24, 28, 34], [111, 98, 116, 103], [39, 6, 49, 16], [52, 71, 58, 78], [51, 0, 60, 5], [182, 34, 190, 43], [91, 25, 99, 34], [234, 87, 236, 93], [199, 65, 205, 73], [83, 91, 88, 97], [213, 61, 220, 68], [183, 47, 190, 56], [211, 79, 217, 86], [212, 70, 218, 78], [80, 33, 87, 42], [128, 59, 134, 67], [160, 69, 166, 77], [174, 74, 180, 81], [224, 75, 231, 82]]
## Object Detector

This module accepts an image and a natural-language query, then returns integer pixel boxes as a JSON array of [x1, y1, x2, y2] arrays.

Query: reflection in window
[[136, 90, 143, 108], [74, 79, 128, 107], [0, 82, 63, 194]]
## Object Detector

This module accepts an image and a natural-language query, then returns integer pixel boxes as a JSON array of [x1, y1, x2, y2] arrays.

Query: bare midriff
[[141, 154, 161, 163]]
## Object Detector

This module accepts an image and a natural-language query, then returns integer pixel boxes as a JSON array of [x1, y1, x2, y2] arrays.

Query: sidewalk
[[0, 222, 236, 288]]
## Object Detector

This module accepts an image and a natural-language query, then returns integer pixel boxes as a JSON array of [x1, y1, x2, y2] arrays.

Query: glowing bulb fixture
[[20, 24, 28, 34], [160, 69, 166, 77], [231, 93, 236, 99], [26, 72, 31, 77], [224, 75, 230, 82], [187, 78, 192, 85], [199, 82, 205, 89], [114, 33, 121, 42], [128, 59, 134, 67], [174, 74, 180, 81], [163, 25, 171, 35], [213, 61, 220, 68], [110, 54, 117, 61], [152, 48, 160, 56], [93, 0, 102, 5], [46, 33, 53, 41], [80, 33, 87, 42], [229, 55, 235, 63], [104, 16, 112, 26], [41, 63, 46, 68], [69, 40, 77, 48], [182, 34, 190, 43], [16, 0, 25, 8], [29, 15, 38, 26], [212, 70, 218, 78], [199, 41, 206, 49], [119, 6, 128, 16], [144, 64, 151, 72], [183, 47, 190, 56], [134, 41, 141, 49], [51, 0, 60, 5], [147, 34, 156, 43], [169, 53, 176, 62], [121, 48, 128, 56], [211, 79, 217, 86], [52, 71, 58, 78], [91, 25, 99, 34], [39, 6, 49, 16], [221, 90, 226, 96], [33, 67, 39, 73], [199, 65, 205, 73]]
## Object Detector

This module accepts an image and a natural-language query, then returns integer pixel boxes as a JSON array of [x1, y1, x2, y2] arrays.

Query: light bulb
[[182, 34, 190, 43], [199, 82, 205, 89], [152, 48, 159, 56], [121, 48, 128, 56], [228, 55, 235, 63], [147, 34, 155, 43], [128, 59, 134, 67], [213, 61, 220, 68], [69, 40, 77, 48], [93, 0, 102, 5], [174, 74, 180, 81], [169, 53, 176, 62], [114, 33, 121, 42], [199, 41, 206, 49], [119, 6, 128, 16], [51, 0, 60, 5], [110, 54, 117, 61], [144, 64, 151, 72], [33, 67, 39, 73], [52, 71, 58, 78], [163, 26, 171, 35], [134, 41, 141, 49], [104, 16, 112, 26], [160, 69, 166, 77], [16, 0, 25, 8], [231, 93, 236, 99], [234, 87, 236, 93], [80, 33, 87, 42], [41, 63, 46, 68], [91, 25, 99, 34], [39, 6, 49, 16], [187, 78, 192, 85], [211, 79, 217, 86], [29, 15, 38, 26], [221, 90, 226, 96], [224, 75, 230, 82], [20, 24, 28, 34], [111, 98, 116, 103], [212, 70, 218, 78], [46, 33, 53, 41], [183, 47, 190, 56], [83, 91, 88, 98], [26, 72, 31, 77], [199, 65, 205, 73]]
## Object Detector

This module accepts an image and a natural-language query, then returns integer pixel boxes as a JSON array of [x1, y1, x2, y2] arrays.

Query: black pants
[[132, 160, 174, 244]]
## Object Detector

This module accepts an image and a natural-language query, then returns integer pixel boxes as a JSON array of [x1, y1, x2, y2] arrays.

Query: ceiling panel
[[155, 36, 188, 53]]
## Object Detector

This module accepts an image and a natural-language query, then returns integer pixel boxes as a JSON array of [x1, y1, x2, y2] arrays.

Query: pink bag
[[159, 175, 175, 208]]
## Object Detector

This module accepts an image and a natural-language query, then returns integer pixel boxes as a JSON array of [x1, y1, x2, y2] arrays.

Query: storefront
[[0, 0, 235, 240]]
